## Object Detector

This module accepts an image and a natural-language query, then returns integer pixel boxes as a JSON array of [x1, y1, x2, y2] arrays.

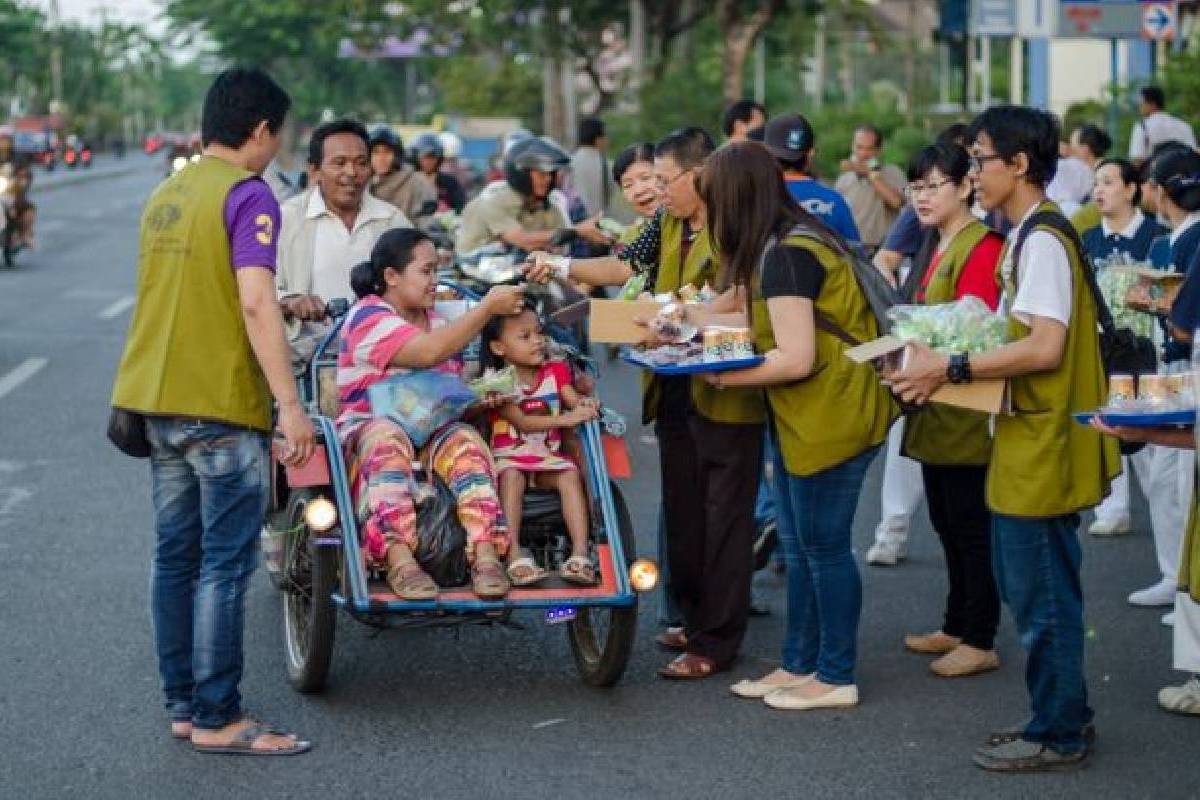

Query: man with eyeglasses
[[890, 106, 1118, 773]]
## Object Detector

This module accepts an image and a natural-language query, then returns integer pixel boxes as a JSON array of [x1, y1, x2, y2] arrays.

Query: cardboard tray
[[844, 335, 1010, 415], [588, 299, 665, 344]]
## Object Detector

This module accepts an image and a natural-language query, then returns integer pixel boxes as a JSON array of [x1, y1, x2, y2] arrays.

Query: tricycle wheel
[[568, 481, 638, 687], [282, 489, 338, 693]]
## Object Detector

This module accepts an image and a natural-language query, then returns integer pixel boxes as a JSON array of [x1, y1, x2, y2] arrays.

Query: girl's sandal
[[471, 557, 511, 599], [506, 553, 548, 587], [560, 555, 597, 586], [387, 562, 438, 600]]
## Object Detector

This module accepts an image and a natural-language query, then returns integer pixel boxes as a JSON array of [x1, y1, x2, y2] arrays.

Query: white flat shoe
[[763, 683, 859, 710], [730, 673, 811, 699]]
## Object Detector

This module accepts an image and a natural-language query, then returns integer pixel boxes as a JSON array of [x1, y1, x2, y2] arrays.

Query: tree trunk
[[718, 0, 776, 105]]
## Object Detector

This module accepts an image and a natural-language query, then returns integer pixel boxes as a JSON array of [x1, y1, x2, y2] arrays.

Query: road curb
[[34, 165, 138, 194]]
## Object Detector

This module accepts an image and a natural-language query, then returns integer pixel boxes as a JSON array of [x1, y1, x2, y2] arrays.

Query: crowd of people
[[109, 65, 1200, 771]]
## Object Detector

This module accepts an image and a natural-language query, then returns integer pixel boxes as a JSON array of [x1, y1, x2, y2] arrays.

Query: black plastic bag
[[414, 476, 470, 587], [107, 407, 151, 458]]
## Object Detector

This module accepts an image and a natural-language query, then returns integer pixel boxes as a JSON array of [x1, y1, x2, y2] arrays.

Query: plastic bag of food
[[368, 370, 478, 448], [1094, 258, 1155, 338], [887, 296, 1008, 354], [618, 273, 647, 301], [468, 365, 518, 398]]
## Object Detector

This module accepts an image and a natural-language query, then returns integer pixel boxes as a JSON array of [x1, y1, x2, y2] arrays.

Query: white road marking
[[84, 207, 105, 219], [98, 295, 135, 319], [532, 718, 566, 729], [38, 220, 66, 234], [0, 357, 48, 400], [66, 288, 123, 300]]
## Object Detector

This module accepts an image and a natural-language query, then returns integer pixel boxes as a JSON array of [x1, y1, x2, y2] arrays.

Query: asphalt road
[[0, 159, 1194, 799]]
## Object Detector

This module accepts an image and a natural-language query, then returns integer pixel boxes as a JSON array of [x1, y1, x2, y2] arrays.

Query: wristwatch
[[946, 352, 972, 384]]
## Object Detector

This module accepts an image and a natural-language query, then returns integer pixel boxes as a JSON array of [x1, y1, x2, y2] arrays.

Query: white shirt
[[1046, 158, 1094, 219], [1129, 111, 1198, 161], [1001, 204, 1074, 328], [1169, 212, 1200, 248], [1101, 208, 1146, 239], [307, 188, 396, 302]]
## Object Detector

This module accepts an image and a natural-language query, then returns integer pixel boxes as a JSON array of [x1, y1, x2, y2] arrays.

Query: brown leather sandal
[[387, 562, 438, 600], [657, 653, 723, 680], [471, 556, 510, 599]]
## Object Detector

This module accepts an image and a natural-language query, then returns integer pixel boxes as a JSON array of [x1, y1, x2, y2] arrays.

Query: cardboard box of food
[[588, 299, 666, 344], [1125, 267, 1184, 315], [844, 336, 1010, 415]]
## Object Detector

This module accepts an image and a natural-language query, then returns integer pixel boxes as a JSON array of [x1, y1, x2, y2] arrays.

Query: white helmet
[[502, 129, 533, 156], [437, 131, 462, 159]]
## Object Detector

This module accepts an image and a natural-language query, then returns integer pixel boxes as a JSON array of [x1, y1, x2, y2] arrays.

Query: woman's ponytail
[[350, 260, 383, 299]]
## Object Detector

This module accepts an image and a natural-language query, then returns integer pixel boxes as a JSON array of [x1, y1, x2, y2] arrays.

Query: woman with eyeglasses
[[896, 143, 1006, 677]]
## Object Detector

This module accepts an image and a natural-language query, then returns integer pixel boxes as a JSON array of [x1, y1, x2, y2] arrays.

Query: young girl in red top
[[481, 304, 600, 586]]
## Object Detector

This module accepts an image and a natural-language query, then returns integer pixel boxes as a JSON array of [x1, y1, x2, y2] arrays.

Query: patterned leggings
[[346, 419, 505, 565]]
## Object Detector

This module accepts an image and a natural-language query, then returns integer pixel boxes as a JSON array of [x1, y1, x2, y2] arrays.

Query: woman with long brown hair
[[689, 141, 895, 710]]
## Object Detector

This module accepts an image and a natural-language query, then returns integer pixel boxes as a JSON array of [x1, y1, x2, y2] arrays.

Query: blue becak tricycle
[[261, 284, 655, 693]]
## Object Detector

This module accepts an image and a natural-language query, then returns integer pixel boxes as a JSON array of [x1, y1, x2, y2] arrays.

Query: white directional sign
[[1141, 2, 1177, 40]]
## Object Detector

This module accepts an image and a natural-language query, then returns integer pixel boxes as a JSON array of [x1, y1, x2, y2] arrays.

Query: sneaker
[[1163, 611, 1176, 627], [1159, 677, 1200, 715], [1128, 578, 1177, 607], [972, 738, 1087, 772], [1088, 516, 1132, 536], [866, 539, 906, 566], [903, 630, 961, 655], [985, 722, 1095, 749], [930, 645, 1000, 677]]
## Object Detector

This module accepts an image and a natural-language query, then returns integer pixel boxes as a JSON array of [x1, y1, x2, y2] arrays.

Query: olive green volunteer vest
[[986, 202, 1120, 516], [1180, 474, 1200, 602], [902, 220, 996, 466], [640, 213, 765, 426], [750, 234, 896, 476], [112, 156, 273, 431]]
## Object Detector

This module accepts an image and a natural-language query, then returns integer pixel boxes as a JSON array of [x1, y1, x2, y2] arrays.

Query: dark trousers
[[656, 378, 762, 666], [921, 464, 1000, 650]]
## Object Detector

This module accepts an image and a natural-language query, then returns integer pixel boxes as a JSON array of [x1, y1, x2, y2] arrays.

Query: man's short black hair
[[201, 67, 290, 149], [307, 119, 370, 167], [1075, 123, 1112, 158], [966, 105, 1060, 189], [721, 100, 766, 137], [1141, 86, 1166, 110], [655, 126, 716, 171], [577, 117, 605, 147], [855, 124, 884, 148]]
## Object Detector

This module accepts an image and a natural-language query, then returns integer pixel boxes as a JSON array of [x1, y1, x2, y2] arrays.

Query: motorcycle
[[0, 166, 33, 269], [80, 145, 92, 168], [63, 146, 79, 169]]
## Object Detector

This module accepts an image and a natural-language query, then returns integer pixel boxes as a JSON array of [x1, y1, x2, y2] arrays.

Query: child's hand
[[478, 391, 510, 410], [565, 405, 600, 426], [575, 397, 599, 412]]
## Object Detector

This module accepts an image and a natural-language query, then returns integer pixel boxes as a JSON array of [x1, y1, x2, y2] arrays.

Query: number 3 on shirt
[[254, 213, 274, 246]]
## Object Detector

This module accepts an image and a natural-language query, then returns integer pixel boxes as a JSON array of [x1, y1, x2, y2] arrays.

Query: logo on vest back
[[255, 213, 274, 245], [146, 203, 181, 232]]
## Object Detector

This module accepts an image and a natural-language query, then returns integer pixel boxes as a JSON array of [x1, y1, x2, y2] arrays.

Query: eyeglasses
[[655, 168, 693, 191], [904, 179, 956, 199], [967, 153, 1005, 173]]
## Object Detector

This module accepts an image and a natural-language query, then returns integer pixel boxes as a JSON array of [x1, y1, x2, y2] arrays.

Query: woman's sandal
[[560, 555, 597, 586], [387, 562, 438, 600], [471, 557, 511, 599], [506, 551, 548, 587], [657, 653, 722, 680], [192, 720, 311, 756], [171, 721, 192, 740]]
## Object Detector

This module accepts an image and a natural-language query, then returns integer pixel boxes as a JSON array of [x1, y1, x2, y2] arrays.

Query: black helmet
[[412, 133, 444, 161], [504, 136, 570, 197], [369, 126, 404, 159]]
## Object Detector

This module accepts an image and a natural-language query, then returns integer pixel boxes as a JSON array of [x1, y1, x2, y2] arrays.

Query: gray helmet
[[504, 136, 570, 196], [412, 132, 444, 161]]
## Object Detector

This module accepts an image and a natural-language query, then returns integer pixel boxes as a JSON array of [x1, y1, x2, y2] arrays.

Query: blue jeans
[[991, 513, 1093, 755], [773, 445, 878, 685], [147, 418, 269, 730], [753, 430, 777, 529]]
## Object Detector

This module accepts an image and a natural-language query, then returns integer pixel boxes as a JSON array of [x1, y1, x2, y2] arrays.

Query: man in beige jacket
[[277, 118, 410, 363]]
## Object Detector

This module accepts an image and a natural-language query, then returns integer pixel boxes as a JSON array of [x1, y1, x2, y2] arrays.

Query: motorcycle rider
[[412, 133, 467, 213], [456, 136, 607, 253], [369, 127, 437, 223]]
